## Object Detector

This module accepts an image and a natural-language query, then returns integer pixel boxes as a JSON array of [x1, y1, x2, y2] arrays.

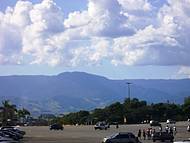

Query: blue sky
[[0, 0, 189, 79], [0, 0, 88, 16]]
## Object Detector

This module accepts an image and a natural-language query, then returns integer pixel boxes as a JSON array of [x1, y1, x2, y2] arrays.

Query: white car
[[94, 122, 109, 130], [166, 119, 176, 124]]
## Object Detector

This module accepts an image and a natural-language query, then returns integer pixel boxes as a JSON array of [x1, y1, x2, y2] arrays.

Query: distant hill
[[0, 72, 189, 115]]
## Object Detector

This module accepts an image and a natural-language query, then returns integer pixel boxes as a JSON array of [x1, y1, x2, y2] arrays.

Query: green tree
[[62, 110, 90, 125], [106, 102, 124, 123], [92, 108, 107, 123], [1, 100, 17, 125], [18, 108, 30, 118], [183, 96, 190, 118]]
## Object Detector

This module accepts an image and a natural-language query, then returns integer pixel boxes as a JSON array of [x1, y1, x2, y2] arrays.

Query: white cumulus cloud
[[0, 0, 190, 67], [111, 0, 190, 66], [178, 66, 190, 78]]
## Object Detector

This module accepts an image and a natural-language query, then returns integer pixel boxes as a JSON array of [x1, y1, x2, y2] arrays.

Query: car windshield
[[109, 133, 119, 139]]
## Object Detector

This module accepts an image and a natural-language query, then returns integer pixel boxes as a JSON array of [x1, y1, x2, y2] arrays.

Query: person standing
[[138, 129, 141, 139], [147, 129, 151, 140], [143, 129, 146, 140], [159, 126, 162, 132], [116, 123, 119, 129], [169, 127, 173, 135], [173, 126, 177, 135], [165, 125, 169, 133]]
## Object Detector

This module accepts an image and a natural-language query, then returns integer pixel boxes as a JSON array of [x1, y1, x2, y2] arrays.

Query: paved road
[[21, 122, 190, 143]]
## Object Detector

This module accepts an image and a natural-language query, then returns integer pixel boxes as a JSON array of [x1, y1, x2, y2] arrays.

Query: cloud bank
[[0, 0, 190, 67], [178, 66, 190, 78]]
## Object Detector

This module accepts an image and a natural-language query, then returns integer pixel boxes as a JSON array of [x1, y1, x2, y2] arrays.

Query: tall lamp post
[[126, 82, 132, 100], [124, 82, 132, 124]]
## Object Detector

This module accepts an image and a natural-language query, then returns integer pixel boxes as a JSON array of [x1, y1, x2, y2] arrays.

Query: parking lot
[[22, 122, 190, 143]]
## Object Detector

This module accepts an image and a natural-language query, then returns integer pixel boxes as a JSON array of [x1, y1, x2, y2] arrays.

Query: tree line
[[0, 100, 30, 126], [1, 97, 190, 126], [55, 97, 190, 125]]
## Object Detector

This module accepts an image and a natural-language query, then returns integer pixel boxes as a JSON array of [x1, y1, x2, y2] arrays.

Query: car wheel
[[161, 140, 165, 142], [170, 139, 173, 142], [153, 139, 156, 142]]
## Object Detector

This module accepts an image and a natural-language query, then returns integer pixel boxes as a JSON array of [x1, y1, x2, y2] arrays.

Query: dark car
[[0, 130, 20, 141], [49, 123, 63, 130], [0, 136, 19, 143], [150, 120, 161, 127], [152, 132, 174, 142], [102, 132, 141, 143], [0, 126, 25, 135]]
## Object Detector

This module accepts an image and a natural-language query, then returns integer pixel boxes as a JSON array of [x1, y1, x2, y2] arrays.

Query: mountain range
[[0, 72, 189, 115]]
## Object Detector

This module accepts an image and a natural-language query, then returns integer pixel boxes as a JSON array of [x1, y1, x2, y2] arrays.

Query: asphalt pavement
[[21, 121, 190, 143]]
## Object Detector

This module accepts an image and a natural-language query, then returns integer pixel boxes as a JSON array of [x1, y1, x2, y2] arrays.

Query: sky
[[0, 0, 190, 79]]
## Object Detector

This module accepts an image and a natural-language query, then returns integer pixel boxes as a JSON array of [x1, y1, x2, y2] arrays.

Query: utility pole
[[126, 82, 132, 100], [124, 82, 132, 124]]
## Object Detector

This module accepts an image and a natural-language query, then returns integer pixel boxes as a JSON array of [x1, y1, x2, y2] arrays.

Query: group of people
[[137, 126, 177, 140], [165, 125, 177, 135], [137, 128, 155, 140]]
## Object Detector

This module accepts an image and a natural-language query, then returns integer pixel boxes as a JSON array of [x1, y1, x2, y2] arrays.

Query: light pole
[[126, 82, 132, 100], [124, 82, 132, 123]]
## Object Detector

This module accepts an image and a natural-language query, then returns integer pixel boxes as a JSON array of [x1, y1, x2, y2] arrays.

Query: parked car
[[0, 136, 19, 142], [152, 132, 174, 142], [94, 122, 109, 130], [0, 130, 20, 141], [150, 120, 161, 127], [166, 119, 176, 124], [3, 129, 23, 139], [49, 123, 63, 130], [0, 126, 25, 135], [0, 136, 19, 143], [0, 126, 25, 142], [1, 129, 23, 138], [102, 132, 141, 143]]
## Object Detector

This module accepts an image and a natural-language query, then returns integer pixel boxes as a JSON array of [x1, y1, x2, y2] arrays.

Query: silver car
[[94, 122, 109, 130], [102, 132, 141, 143]]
